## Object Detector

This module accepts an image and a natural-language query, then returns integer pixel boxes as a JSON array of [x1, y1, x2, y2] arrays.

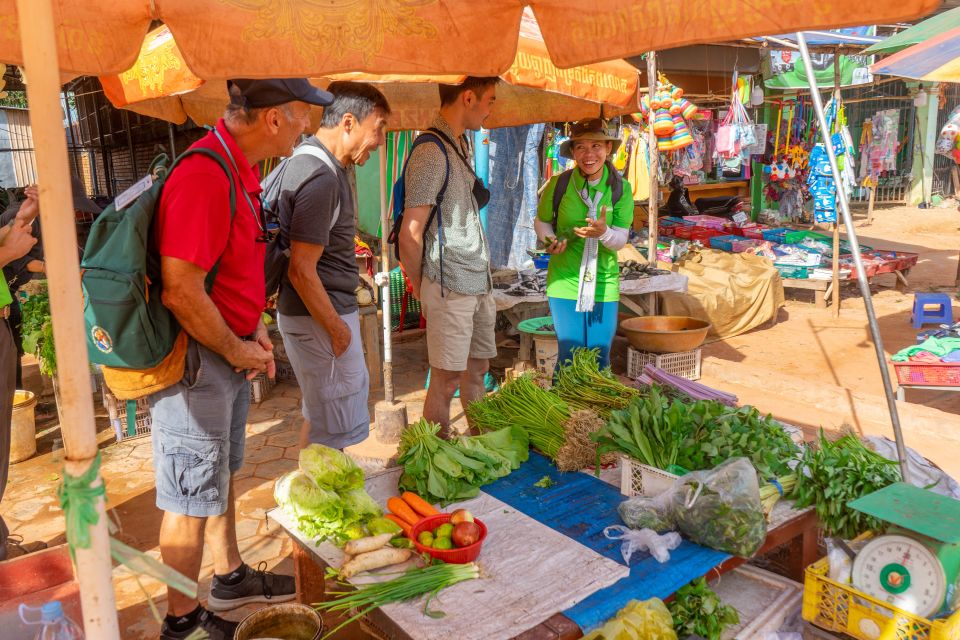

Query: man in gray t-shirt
[[276, 82, 390, 449]]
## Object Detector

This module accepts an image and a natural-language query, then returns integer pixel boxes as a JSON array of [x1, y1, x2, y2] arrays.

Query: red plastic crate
[[691, 228, 721, 243], [893, 361, 960, 386], [673, 225, 696, 239]]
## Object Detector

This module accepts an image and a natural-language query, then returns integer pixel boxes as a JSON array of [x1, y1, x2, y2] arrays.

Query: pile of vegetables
[[317, 562, 481, 638], [415, 509, 482, 550], [274, 445, 382, 543], [554, 348, 639, 417], [582, 598, 678, 640], [668, 577, 740, 640], [467, 375, 568, 458], [398, 419, 528, 504], [20, 284, 57, 376], [338, 533, 413, 579], [793, 431, 901, 539], [593, 386, 800, 479]]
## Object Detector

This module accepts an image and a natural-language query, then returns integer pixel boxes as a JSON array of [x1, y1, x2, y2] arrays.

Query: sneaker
[[159, 607, 238, 640], [207, 562, 296, 611]]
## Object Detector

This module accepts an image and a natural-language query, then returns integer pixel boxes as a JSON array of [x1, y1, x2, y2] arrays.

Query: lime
[[432, 537, 453, 550], [435, 523, 454, 539], [417, 531, 434, 547]]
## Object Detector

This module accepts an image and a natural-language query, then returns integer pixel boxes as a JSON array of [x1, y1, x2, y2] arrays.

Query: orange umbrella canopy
[[100, 15, 641, 130], [0, 0, 940, 79]]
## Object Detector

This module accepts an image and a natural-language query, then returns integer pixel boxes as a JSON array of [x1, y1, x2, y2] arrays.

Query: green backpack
[[81, 149, 236, 370]]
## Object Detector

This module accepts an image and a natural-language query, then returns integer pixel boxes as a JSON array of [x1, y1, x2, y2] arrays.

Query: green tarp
[[864, 7, 960, 55]]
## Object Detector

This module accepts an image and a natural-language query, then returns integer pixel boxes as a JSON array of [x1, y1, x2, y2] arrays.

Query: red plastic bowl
[[409, 514, 487, 564]]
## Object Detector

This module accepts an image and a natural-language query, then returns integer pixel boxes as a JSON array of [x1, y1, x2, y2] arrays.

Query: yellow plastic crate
[[802, 555, 960, 640]]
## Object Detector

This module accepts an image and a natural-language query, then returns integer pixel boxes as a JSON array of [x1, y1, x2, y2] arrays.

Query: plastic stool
[[911, 292, 954, 329]]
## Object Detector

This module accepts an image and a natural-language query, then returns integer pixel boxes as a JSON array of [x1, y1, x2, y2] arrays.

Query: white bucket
[[533, 336, 559, 374], [11, 390, 38, 463]]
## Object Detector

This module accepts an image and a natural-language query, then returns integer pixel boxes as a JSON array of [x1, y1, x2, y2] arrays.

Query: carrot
[[384, 514, 414, 538], [387, 497, 420, 527], [401, 491, 439, 518]]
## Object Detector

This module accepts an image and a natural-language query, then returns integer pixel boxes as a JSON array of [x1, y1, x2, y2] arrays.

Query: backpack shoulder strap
[[167, 146, 238, 291], [407, 132, 450, 220], [551, 169, 575, 229], [606, 159, 624, 206], [290, 144, 342, 231]]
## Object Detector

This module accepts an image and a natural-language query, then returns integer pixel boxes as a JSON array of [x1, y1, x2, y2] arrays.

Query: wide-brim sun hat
[[559, 118, 622, 160]]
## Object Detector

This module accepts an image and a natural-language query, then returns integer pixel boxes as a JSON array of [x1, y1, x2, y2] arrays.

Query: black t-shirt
[[276, 137, 359, 317]]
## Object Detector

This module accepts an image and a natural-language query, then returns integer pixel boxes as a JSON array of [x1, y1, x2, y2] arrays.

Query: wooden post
[[832, 49, 841, 317], [14, 0, 120, 638], [865, 185, 876, 225], [646, 52, 659, 266]]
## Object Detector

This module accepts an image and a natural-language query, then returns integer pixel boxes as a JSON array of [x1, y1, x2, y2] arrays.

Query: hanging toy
[[638, 74, 699, 152]]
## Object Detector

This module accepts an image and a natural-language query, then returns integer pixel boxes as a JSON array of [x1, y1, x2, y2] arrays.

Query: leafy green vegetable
[[19, 284, 57, 376], [274, 470, 345, 540], [793, 431, 901, 539], [668, 578, 739, 640], [533, 476, 554, 489], [593, 387, 800, 479], [554, 348, 639, 417], [398, 420, 528, 504], [299, 444, 364, 492], [340, 487, 381, 521], [366, 516, 403, 537], [467, 374, 568, 459]]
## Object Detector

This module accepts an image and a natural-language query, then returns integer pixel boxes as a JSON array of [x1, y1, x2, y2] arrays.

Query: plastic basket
[[762, 227, 791, 244], [802, 555, 960, 640], [742, 226, 769, 240], [683, 214, 728, 230], [892, 361, 960, 386], [691, 228, 721, 243], [250, 372, 276, 404], [390, 267, 421, 331], [709, 234, 742, 252], [275, 360, 297, 382], [627, 347, 702, 380], [619, 456, 680, 497], [410, 514, 487, 564], [777, 265, 809, 279], [103, 392, 152, 442]]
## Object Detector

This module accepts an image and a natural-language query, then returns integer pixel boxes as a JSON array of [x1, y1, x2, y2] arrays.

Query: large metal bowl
[[619, 316, 711, 353]]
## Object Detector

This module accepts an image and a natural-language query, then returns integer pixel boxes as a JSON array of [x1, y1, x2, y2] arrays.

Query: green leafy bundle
[[466, 374, 567, 458], [554, 348, 639, 417], [593, 388, 800, 478], [668, 578, 740, 640], [274, 445, 382, 543], [20, 284, 57, 376], [793, 431, 901, 539], [398, 419, 529, 504]]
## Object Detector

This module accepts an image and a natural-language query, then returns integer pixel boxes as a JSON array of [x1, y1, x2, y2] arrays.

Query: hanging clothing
[[627, 127, 651, 201], [487, 124, 545, 270]]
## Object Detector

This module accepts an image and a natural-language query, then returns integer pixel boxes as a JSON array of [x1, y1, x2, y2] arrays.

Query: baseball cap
[[227, 78, 334, 109]]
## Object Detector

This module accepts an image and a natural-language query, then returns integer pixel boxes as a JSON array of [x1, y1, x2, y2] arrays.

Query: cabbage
[[299, 444, 364, 491], [366, 516, 403, 537], [340, 486, 381, 521], [274, 470, 345, 540]]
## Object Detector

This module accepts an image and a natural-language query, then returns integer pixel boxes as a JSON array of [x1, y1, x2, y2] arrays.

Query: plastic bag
[[826, 537, 853, 584], [618, 495, 673, 532], [604, 525, 682, 564], [582, 598, 678, 640]]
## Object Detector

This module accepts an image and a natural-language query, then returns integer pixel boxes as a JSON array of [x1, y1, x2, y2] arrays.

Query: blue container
[[533, 254, 550, 269]]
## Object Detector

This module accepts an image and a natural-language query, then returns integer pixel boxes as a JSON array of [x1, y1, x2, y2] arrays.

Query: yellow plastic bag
[[582, 598, 677, 640]]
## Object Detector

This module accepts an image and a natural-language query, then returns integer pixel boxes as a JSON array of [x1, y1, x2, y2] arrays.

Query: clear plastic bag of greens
[[618, 494, 675, 533], [665, 457, 766, 557]]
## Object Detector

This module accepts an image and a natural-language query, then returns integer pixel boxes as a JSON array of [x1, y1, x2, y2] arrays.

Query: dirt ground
[[1, 202, 958, 638]]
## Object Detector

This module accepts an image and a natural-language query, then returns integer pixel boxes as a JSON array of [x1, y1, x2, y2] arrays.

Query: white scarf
[[576, 185, 604, 313]]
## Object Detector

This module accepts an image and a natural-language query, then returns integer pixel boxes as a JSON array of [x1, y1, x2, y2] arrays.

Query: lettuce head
[[299, 444, 364, 491]]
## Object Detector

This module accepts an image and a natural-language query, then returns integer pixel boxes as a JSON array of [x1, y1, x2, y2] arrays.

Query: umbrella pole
[[373, 148, 406, 443], [832, 48, 841, 317], [646, 52, 659, 269], [15, 0, 120, 637], [796, 32, 911, 482]]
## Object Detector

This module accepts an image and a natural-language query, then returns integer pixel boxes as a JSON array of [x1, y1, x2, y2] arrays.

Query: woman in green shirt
[[535, 119, 634, 369]]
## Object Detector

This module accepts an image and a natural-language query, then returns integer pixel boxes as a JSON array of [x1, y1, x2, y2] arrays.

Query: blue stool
[[911, 292, 954, 329]]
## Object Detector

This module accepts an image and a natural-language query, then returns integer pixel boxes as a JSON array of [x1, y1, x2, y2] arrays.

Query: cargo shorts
[[149, 338, 250, 518], [420, 277, 497, 372]]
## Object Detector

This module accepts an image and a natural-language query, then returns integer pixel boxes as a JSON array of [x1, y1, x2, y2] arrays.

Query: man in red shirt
[[151, 79, 332, 640]]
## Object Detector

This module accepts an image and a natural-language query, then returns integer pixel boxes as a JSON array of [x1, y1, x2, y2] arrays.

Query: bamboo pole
[[14, 0, 120, 637], [379, 150, 394, 404], [830, 48, 841, 317], [646, 52, 659, 266]]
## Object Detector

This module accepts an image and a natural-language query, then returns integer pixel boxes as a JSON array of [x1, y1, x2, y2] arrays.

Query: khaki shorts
[[420, 277, 497, 372]]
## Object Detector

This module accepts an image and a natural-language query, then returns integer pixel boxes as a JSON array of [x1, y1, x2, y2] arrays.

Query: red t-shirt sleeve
[[156, 164, 232, 272]]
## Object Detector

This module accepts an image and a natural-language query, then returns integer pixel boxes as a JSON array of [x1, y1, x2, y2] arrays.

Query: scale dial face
[[851, 534, 947, 619]]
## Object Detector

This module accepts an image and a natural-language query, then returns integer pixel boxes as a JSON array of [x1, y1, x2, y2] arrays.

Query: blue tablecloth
[[484, 453, 730, 633]]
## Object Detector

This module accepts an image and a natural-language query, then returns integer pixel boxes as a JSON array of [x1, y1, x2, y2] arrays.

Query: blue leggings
[[548, 297, 619, 371]]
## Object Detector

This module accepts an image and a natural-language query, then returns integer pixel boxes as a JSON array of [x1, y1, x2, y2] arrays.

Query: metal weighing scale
[[848, 483, 960, 620]]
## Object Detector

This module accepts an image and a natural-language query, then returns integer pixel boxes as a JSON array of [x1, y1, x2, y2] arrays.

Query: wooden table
[[273, 465, 818, 640], [658, 180, 750, 204]]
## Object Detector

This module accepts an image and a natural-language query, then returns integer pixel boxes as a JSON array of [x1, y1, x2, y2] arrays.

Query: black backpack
[[261, 142, 343, 298], [550, 159, 624, 228]]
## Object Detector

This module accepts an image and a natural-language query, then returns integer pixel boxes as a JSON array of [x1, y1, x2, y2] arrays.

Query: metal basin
[[619, 316, 711, 353], [235, 603, 323, 640]]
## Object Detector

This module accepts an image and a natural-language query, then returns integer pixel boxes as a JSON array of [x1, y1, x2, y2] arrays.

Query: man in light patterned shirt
[[398, 77, 498, 437]]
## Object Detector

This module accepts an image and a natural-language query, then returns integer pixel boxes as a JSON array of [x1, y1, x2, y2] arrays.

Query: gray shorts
[[149, 338, 249, 518], [278, 311, 369, 450]]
